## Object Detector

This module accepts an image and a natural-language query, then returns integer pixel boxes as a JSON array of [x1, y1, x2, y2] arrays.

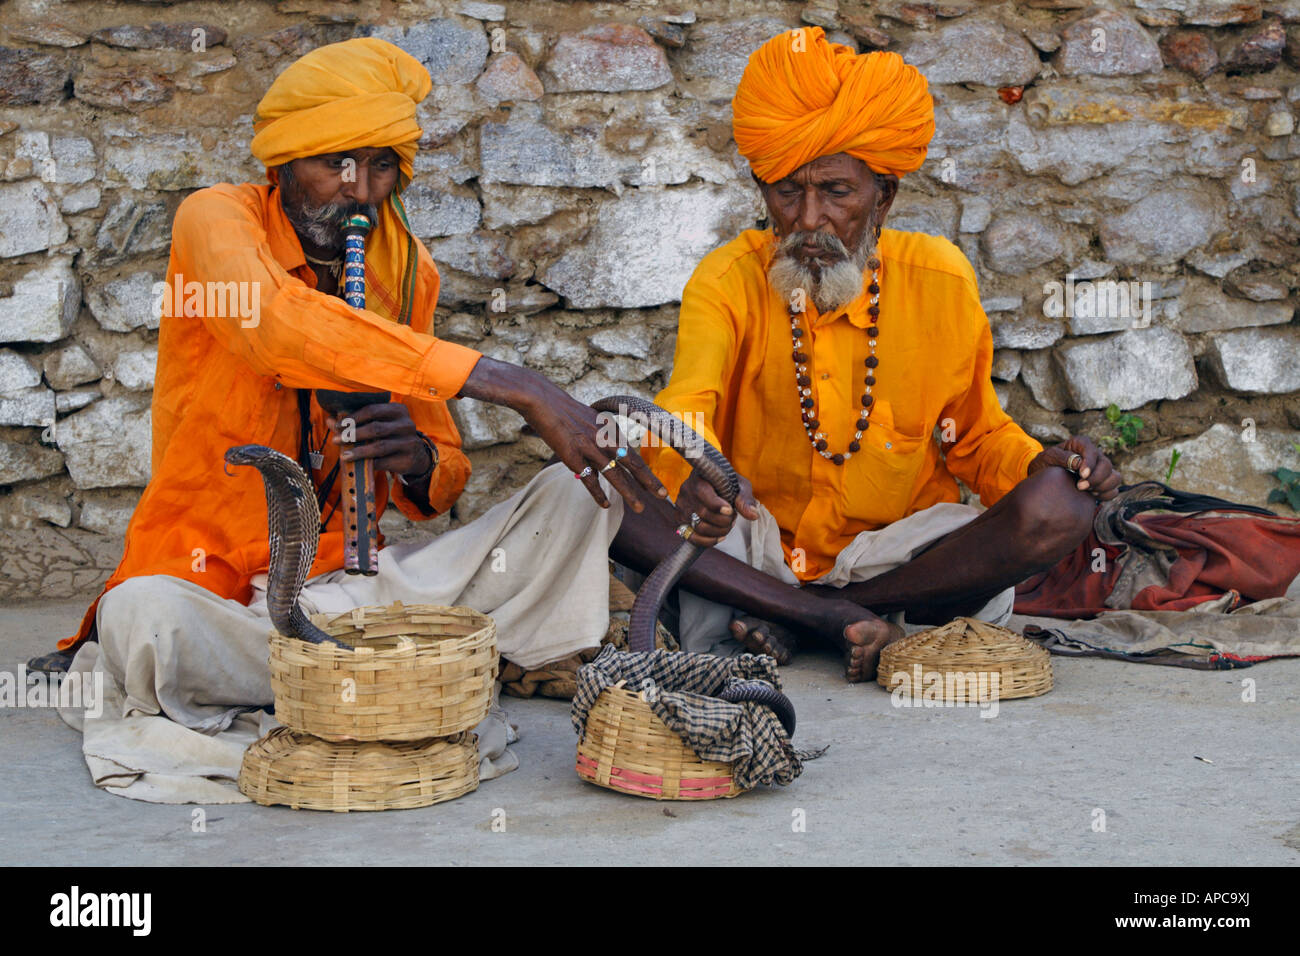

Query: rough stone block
[[900, 17, 1041, 86], [0, 180, 69, 258], [367, 19, 488, 85], [0, 258, 80, 343], [1055, 9, 1162, 76], [991, 349, 1022, 382], [78, 489, 141, 536], [0, 439, 65, 484], [74, 65, 175, 111], [94, 196, 173, 263], [111, 348, 158, 391], [1222, 17, 1286, 73], [0, 387, 56, 427], [11, 488, 72, 528], [449, 398, 525, 450], [0, 46, 70, 105], [990, 313, 1065, 350], [982, 213, 1064, 274], [1162, 278, 1293, 332], [86, 271, 161, 333], [1160, 29, 1219, 78], [425, 233, 514, 280], [105, 134, 250, 190], [1124, 423, 1300, 510], [402, 183, 481, 239], [61, 184, 101, 214], [56, 395, 152, 489], [55, 388, 100, 414], [673, 17, 792, 99], [0, 350, 43, 394], [1099, 188, 1220, 265], [590, 326, 654, 359], [91, 23, 228, 50], [14, 132, 96, 186], [1206, 327, 1300, 392], [1057, 326, 1197, 410], [538, 184, 760, 308], [542, 24, 672, 93], [888, 195, 958, 240], [475, 52, 543, 103]]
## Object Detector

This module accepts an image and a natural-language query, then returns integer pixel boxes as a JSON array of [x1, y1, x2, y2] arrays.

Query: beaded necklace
[[790, 254, 881, 465]]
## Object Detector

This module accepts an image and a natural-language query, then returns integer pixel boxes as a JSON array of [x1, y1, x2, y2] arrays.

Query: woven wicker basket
[[269, 602, 497, 741], [239, 726, 479, 812], [576, 683, 744, 800], [877, 617, 1053, 702]]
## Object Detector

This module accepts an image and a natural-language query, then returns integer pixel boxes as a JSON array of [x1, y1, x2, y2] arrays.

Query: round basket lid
[[239, 727, 479, 812], [877, 617, 1053, 702]]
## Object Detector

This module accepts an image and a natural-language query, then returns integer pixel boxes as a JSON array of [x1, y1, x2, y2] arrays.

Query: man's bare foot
[[729, 616, 799, 664], [824, 601, 904, 683]]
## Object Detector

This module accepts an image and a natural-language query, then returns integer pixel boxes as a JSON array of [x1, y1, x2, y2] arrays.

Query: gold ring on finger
[[676, 523, 695, 541], [600, 458, 619, 473]]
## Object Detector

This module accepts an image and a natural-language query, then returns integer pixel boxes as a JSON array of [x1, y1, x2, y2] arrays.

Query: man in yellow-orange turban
[[637, 27, 1121, 682], [41, 37, 723, 801]]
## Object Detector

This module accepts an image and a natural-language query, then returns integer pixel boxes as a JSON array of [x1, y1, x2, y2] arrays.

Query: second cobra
[[590, 395, 797, 736]]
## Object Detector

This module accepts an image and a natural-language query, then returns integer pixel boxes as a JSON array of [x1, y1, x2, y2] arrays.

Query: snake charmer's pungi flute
[[316, 212, 388, 576]]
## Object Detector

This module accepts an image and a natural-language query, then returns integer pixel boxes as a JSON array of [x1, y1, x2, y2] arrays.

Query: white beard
[[767, 229, 877, 314]]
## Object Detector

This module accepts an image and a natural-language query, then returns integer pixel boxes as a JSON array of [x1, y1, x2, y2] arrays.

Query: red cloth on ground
[[1015, 499, 1300, 618]]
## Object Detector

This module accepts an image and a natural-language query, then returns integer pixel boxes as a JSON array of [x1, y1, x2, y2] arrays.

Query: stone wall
[[1, 0, 1299, 600]]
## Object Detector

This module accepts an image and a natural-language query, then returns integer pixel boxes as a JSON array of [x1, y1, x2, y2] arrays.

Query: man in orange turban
[[631, 28, 1121, 682], [41, 38, 730, 799]]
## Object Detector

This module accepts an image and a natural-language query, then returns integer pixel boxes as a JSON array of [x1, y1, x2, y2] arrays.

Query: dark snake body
[[591, 396, 797, 736], [224, 444, 347, 648]]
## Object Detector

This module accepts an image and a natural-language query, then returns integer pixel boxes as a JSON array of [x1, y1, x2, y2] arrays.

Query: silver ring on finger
[[1066, 453, 1083, 473], [689, 512, 701, 529], [600, 457, 619, 474], [575, 466, 594, 479]]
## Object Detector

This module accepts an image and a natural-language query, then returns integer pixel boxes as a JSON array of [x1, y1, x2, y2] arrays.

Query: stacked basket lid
[[239, 602, 498, 812]]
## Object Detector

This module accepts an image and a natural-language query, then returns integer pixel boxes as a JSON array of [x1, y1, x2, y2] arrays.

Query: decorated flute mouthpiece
[[341, 212, 371, 235]]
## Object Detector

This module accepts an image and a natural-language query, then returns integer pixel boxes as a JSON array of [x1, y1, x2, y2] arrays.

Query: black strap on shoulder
[[297, 389, 341, 533]]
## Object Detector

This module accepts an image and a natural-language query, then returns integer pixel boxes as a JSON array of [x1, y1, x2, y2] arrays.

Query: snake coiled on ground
[[591, 395, 797, 736], [225, 398, 797, 733]]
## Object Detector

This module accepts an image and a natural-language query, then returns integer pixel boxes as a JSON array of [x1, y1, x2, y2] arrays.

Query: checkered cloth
[[571, 646, 808, 790]]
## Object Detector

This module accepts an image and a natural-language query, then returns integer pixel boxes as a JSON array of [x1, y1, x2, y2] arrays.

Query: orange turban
[[732, 27, 935, 183], [249, 38, 433, 326], [250, 37, 431, 184]]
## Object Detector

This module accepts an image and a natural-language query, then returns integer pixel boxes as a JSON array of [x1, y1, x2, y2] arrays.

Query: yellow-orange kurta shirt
[[61, 182, 482, 650], [645, 227, 1043, 582]]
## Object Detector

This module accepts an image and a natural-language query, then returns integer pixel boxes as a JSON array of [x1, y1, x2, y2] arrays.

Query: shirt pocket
[[851, 400, 931, 522]]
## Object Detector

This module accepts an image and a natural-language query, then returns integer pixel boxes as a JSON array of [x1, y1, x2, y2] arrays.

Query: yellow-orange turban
[[732, 27, 935, 183], [250, 37, 432, 184]]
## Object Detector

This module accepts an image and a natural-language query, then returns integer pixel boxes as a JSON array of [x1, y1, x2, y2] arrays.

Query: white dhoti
[[58, 463, 624, 803], [676, 500, 1015, 655]]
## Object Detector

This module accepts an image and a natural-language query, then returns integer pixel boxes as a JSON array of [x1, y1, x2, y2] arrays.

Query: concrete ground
[[2, 596, 1297, 866]]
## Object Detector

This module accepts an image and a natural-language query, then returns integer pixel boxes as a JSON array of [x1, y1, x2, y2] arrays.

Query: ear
[[874, 173, 899, 221], [752, 170, 779, 234]]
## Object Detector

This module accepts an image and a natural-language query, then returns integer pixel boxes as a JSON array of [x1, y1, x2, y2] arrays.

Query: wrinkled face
[[278, 147, 399, 252], [758, 153, 897, 313]]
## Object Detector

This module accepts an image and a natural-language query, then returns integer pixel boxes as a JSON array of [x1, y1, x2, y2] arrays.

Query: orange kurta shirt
[[645, 227, 1043, 582], [61, 183, 483, 650]]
